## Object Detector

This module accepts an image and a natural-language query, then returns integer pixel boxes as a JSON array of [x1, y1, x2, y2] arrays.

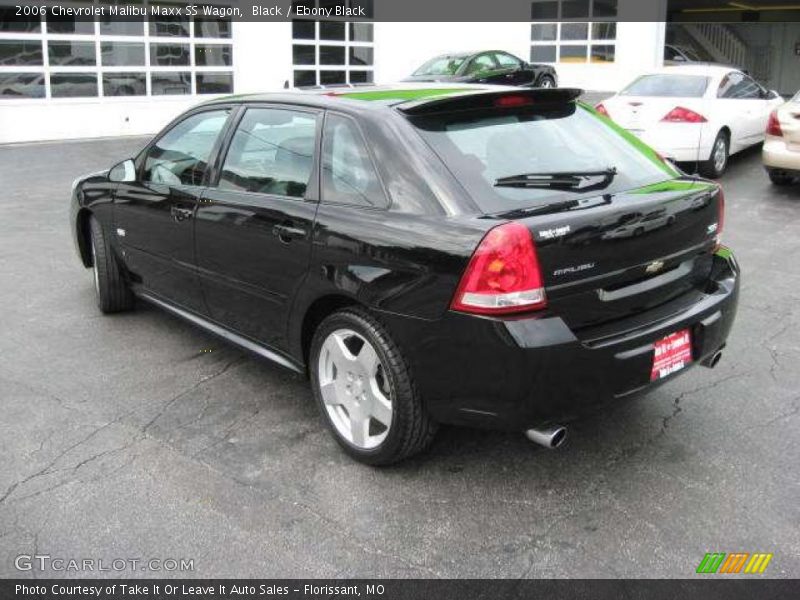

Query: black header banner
[[0, 0, 674, 23]]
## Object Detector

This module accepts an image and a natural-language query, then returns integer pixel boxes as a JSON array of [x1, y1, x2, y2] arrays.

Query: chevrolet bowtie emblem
[[645, 260, 665, 274]]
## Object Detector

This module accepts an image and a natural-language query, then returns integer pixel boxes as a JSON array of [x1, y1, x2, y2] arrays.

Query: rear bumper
[[378, 248, 740, 431], [763, 136, 800, 172]]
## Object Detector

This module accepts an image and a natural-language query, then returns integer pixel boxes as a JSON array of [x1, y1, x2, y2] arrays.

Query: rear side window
[[143, 109, 229, 186], [218, 108, 317, 198], [410, 103, 677, 214], [621, 74, 709, 98], [321, 114, 386, 208], [717, 72, 762, 99]]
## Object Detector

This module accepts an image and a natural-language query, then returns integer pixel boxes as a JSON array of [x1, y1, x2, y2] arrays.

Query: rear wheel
[[699, 131, 729, 179], [767, 168, 795, 186], [309, 308, 437, 465], [538, 75, 555, 89], [89, 216, 134, 313]]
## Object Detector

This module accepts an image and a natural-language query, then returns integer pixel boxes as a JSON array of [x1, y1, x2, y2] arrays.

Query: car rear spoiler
[[397, 87, 584, 116]]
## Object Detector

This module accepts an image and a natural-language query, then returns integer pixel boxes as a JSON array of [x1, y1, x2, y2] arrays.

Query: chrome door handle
[[272, 223, 307, 242], [170, 206, 193, 222]]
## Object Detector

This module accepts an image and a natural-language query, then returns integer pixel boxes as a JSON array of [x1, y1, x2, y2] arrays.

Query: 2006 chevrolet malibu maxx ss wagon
[[70, 85, 740, 465]]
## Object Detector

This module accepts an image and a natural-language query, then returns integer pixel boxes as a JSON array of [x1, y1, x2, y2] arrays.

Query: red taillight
[[766, 110, 783, 136], [451, 222, 547, 315], [494, 95, 533, 108], [595, 103, 609, 117], [661, 106, 707, 123]]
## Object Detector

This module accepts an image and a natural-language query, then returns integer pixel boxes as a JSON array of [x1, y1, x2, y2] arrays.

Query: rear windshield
[[409, 103, 677, 214], [621, 74, 709, 98], [413, 56, 467, 77]]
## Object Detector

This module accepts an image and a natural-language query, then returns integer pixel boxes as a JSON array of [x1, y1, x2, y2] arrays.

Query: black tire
[[699, 131, 729, 179], [537, 75, 556, 89], [767, 169, 795, 186], [309, 307, 437, 465], [89, 216, 134, 313]]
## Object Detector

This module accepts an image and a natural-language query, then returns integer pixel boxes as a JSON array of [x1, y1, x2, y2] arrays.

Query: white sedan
[[596, 65, 784, 178], [763, 90, 800, 185]]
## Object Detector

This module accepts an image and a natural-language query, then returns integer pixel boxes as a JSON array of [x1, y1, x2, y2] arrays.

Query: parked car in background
[[763, 90, 800, 185], [596, 65, 784, 178], [663, 44, 742, 71], [70, 85, 737, 464], [404, 51, 557, 88]]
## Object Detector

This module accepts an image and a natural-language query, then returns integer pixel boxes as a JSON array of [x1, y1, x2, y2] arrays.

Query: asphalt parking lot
[[0, 133, 798, 579]]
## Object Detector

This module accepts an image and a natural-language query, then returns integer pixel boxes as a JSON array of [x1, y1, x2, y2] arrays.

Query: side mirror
[[770, 90, 781, 100], [108, 158, 136, 183]]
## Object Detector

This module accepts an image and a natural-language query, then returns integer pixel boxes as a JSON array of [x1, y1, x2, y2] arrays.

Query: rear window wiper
[[494, 168, 617, 193]]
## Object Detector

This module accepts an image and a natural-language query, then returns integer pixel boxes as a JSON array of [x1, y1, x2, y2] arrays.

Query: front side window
[[494, 52, 521, 69], [143, 110, 230, 186], [218, 108, 317, 198], [322, 114, 386, 208], [465, 54, 497, 76]]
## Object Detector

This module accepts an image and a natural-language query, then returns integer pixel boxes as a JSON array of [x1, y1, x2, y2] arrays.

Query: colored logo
[[696, 552, 773, 574]]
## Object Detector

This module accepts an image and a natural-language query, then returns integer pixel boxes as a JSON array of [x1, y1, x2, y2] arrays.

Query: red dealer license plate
[[651, 329, 693, 381]]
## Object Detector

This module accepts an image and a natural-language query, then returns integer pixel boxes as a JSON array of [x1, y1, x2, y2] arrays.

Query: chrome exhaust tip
[[525, 425, 567, 449], [701, 350, 723, 369]]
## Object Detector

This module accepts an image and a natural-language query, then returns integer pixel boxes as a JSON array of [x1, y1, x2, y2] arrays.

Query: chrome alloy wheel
[[540, 78, 554, 88], [91, 238, 100, 294], [713, 136, 727, 173], [317, 328, 392, 449]]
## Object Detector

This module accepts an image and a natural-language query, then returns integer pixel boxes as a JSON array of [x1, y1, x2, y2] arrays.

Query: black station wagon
[[70, 85, 739, 464]]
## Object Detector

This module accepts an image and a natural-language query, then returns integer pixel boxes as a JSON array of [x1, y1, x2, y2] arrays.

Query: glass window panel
[[293, 70, 316, 87], [151, 71, 191, 95], [592, 22, 616, 40], [348, 70, 373, 84], [219, 108, 317, 197], [196, 72, 233, 94], [195, 44, 233, 66], [322, 114, 386, 207], [0, 40, 43, 66], [292, 20, 315, 40], [0, 9, 41, 33], [103, 72, 146, 96], [350, 23, 373, 42], [531, 23, 557, 41], [50, 73, 98, 98], [293, 45, 315, 65], [593, 0, 618, 18], [0, 72, 45, 98], [319, 21, 345, 41], [349, 47, 373, 66], [590, 45, 615, 63], [150, 43, 190, 66], [149, 3, 190, 38], [561, 23, 588, 40], [320, 46, 345, 65], [144, 109, 229, 185], [194, 17, 232, 38], [560, 45, 588, 63], [320, 70, 346, 85], [48, 41, 97, 67], [531, 45, 557, 63], [562, 0, 589, 18], [46, 14, 94, 34], [530, 1, 558, 20], [101, 42, 145, 66], [99, 18, 144, 36], [349, 0, 374, 18]]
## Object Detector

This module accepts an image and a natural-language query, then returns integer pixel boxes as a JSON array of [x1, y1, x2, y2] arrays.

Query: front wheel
[[537, 75, 556, 89], [309, 308, 437, 465], [699, 131, 729, 179], [89, 216, 134, 313]]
